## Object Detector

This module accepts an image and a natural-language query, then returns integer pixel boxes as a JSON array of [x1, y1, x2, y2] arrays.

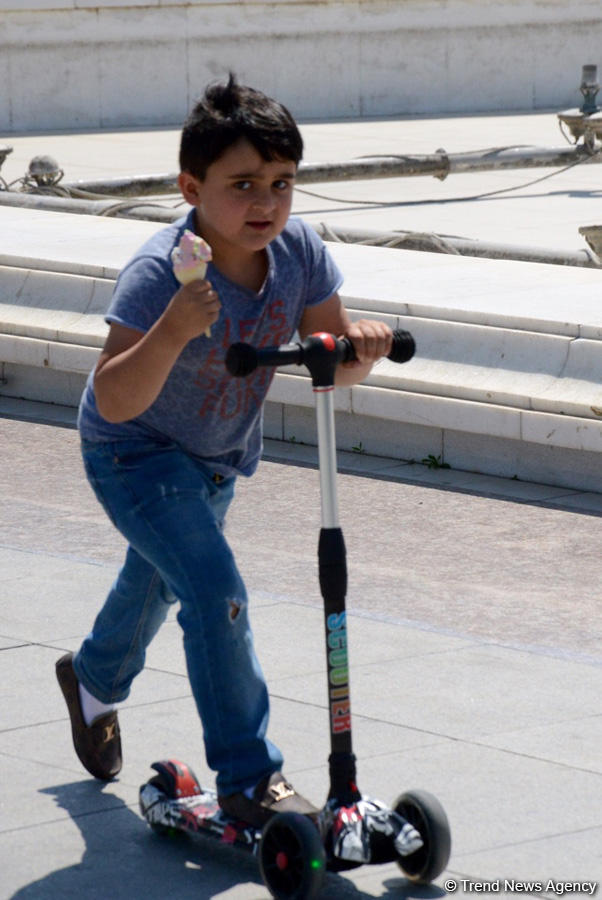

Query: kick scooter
[[139, 329, 451, 899]]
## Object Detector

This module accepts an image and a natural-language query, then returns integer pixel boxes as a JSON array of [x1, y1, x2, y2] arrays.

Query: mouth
[[246, 220, 272, 232]]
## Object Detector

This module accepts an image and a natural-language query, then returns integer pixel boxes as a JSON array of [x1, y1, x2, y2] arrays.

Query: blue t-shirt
[[78, 211, 343, 477]]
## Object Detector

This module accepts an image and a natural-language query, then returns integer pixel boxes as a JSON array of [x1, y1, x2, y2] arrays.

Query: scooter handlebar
[[382, 329, 416, 364], [226, 328, 415, 378]]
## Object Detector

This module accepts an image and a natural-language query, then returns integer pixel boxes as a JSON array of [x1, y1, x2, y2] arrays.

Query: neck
[[194, 214, 269, 293], [215, 248, 269, 293]]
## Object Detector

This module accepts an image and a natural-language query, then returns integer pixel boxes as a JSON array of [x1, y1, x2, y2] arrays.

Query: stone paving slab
[[269, 642, 602, 746]]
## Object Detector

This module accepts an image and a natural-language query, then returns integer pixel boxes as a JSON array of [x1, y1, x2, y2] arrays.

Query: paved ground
[[1, 412, 601, 899]]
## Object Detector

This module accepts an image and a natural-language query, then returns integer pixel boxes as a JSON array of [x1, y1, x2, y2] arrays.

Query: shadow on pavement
[[10, 779, 262, 900]]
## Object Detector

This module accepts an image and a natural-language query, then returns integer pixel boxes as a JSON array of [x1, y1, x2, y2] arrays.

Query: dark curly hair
[[179, 74, 303, 179]]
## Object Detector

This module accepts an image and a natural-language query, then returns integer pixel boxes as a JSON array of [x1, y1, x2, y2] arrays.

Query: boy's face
[[179, 139, 297, 261]]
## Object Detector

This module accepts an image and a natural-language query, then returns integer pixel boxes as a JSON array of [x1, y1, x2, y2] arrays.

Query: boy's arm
[[94, 279, 220, 423], [299, 293, 392, 387]]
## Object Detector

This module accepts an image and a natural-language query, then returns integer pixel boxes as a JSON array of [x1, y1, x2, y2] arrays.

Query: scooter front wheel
[[393, 789, 451, 884], [259, 812, 326, 900]]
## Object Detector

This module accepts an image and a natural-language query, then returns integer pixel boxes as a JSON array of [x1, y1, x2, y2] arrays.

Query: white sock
[[78, 682, 116, 727]]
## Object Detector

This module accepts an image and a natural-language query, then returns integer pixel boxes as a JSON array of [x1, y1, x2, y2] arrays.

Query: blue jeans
[[74, 438, 283, 795]]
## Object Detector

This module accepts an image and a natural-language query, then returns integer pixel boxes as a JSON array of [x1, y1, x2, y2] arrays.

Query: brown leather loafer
[[218, 771, 319, 828], [55, 652, 122, 780]]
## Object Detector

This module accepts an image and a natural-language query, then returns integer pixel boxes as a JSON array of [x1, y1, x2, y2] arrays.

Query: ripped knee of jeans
[[228, 599, 242, 622]]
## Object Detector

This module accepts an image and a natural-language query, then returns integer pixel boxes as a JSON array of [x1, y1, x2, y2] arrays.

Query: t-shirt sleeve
[[301, 222, 344, 307], [105, 255, 177, 333]]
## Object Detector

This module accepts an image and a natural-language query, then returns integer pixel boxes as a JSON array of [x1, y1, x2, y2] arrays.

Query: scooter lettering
[[329, 685, 348, 699], [328, 628, 347, 650], [330, 665, 349, 686], [327, 611, 346, 631], [326, 611, 351, 732], [330, 698, 351, 733]]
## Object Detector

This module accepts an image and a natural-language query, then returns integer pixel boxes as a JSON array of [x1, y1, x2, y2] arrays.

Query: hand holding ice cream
[[171, 230, 214, 337]]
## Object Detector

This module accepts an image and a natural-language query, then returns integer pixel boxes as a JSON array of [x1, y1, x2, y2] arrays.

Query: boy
[[56, 74, 392, 827]]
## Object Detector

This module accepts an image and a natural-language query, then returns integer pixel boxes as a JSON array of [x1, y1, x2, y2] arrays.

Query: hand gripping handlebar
[[225, 329, 415, 388]]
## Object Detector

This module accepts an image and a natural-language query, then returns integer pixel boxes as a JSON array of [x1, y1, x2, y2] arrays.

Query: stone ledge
[[5, 290, 602, 427], [3, 289, 602, 460], [3, 207, 602, 491]]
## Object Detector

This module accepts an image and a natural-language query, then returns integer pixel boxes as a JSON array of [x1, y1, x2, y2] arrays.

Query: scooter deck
[[139, 755, 451, 895], [138, 760, 261, 853], [139, 760, 423, 869]]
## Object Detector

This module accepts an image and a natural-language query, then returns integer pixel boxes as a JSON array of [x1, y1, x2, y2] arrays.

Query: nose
[[250, 185, 275, 213]]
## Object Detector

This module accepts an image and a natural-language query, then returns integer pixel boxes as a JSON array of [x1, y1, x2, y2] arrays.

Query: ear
[[178, 172, 203, 205]]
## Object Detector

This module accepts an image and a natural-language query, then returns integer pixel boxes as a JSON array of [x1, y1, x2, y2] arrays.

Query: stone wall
[[1, 0, 601, 131]]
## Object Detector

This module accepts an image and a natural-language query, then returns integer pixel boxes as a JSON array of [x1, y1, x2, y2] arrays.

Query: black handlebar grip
[[226, 341, 304, 376], [341, 328, 416, 364], [225, 342, 258, 377], [388, 329, 415, 363]]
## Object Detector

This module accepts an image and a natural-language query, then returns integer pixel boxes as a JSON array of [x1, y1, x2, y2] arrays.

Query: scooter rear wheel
[[393, 789, 451, 883], [259, 813, 326, 900]]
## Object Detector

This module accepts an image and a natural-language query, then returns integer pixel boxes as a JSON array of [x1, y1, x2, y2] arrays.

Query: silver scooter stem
[[315, 387, 340, 529]]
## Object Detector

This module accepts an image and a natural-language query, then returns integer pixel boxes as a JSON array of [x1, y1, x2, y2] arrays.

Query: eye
[[273, 179, 293, 191], [233, 180, 252, 191]]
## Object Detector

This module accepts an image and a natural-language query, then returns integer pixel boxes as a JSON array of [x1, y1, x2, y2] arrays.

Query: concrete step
[[2, 207, 602, 491]]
